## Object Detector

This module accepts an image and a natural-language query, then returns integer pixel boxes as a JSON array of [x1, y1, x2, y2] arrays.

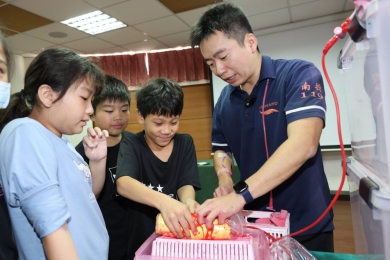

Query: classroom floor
[[333, 200, 356, 254]]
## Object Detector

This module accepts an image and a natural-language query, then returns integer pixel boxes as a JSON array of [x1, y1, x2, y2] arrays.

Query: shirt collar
[[228, 55, 276, 98], [259, 55, 276, 81]]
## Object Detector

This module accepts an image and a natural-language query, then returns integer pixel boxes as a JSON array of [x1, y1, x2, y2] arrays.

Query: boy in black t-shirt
[[76, 75, 131, 260], [115, 77, 201, 259]]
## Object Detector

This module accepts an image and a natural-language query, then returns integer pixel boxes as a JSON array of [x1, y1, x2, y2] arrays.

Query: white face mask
[[0, 81, 11, 109]]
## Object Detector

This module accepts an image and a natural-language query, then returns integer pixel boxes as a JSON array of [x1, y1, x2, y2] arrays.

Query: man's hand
[[195, 192, 245, 229]]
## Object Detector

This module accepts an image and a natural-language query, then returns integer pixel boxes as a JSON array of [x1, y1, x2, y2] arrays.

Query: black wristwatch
[[233, 181, 254, 204]]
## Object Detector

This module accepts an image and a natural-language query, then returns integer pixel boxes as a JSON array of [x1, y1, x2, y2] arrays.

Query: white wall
[[10, 54, 25, 93]]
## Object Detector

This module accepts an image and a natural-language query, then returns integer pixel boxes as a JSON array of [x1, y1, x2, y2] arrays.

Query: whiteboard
[[211, 20, 351, 148]]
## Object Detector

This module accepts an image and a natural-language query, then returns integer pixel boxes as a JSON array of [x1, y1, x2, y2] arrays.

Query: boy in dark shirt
[[76, 75, 131, 260], [115, 77, 201, 259]]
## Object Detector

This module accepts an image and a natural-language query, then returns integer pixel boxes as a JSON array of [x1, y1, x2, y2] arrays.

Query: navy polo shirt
[[212, 55, 334, 236]]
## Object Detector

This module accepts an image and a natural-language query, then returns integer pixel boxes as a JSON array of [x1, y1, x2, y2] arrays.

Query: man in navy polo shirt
[[190, 3, 334, 252]]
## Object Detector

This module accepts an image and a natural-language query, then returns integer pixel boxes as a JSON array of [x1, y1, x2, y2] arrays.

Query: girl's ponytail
[[0, 90, 31, 132]]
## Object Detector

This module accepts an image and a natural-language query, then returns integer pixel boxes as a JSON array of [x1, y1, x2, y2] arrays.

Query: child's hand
[[82, 127, 109, 162], [214, 175, 234, 197], [159, 198, 197, 239], [184, 198, 200, 213]]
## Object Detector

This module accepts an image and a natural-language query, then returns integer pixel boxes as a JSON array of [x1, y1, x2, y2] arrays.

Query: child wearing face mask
[[0, 30, 18, 260], [0, 48, 109, 260], [0, 31, 11, 109]]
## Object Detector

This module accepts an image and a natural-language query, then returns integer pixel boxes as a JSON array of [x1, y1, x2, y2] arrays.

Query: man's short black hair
[[190, 3, 254, 49], [136, 77, 184, 118], [92, 75, 131, 113]]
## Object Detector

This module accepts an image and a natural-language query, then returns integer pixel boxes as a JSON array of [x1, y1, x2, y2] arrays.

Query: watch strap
[[234, 181, 254, 204], [241, 188, 254, 204]]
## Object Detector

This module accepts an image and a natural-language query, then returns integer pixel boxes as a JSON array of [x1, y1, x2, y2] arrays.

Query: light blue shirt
[[0, 118, 108, 260]]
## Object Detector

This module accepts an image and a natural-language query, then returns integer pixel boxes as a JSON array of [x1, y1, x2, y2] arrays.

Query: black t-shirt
[[76, 131, 133, 260], [115, 131, 201, 259], [0, 185, 18, 260]]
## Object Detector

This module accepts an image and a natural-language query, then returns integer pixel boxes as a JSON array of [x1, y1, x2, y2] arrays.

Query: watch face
[[234, 181, 248, 194]]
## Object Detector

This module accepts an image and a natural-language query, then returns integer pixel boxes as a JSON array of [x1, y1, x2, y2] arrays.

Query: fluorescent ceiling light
[[61, 11, 127, 35]]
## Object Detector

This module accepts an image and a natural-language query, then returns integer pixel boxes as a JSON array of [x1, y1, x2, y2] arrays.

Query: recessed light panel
[[61, 11, 127, 35]]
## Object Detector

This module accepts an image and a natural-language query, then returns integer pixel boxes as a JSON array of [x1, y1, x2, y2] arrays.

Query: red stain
[[159, 213, 220, 240], [204, 226, 215, 240]]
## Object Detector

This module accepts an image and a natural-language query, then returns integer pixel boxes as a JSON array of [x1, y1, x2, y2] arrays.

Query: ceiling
[[0, 0, 354, 57]]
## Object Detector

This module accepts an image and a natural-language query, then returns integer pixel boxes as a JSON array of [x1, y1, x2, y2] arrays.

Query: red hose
[[287, 51, 348, 238], [272, 30, 349, 241]]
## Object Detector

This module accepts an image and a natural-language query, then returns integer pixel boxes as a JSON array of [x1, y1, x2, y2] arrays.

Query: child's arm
[[81, 127, 109, 197], [177, 185, 199, 213], [213, 151, 234, 197], [42, 223, 79, 260], [117, 176, 197, 239]]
